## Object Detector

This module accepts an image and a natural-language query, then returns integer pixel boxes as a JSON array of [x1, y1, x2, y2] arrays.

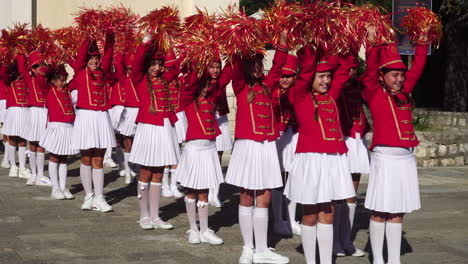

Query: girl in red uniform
[[225, 32, 289, 264], [129, 34, 179, 230], [0, 63, 10, 169], [40, 64, 78, 199], [363, 28, 430, 264], [70, 33, 116, 212], [285, 46, 356, 264], [176, 58, 228, 245]]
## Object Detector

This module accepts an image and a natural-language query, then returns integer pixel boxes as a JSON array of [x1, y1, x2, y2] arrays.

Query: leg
[[185, 189, 198, 231], [317, 202, 335, 264], [217, 151, 223, 165], [302, 205, 319, 264], [386, 213, 404, 264], [161, 166, 171, 197], [80, 149, 94, 210], [170, 165, 183, 198], [17, 137, 27, 170], [253, 189, 271, 253], [90, 148, 112, 212], [58, 155, 73, 199], [29, 142, 38, 179], [198, 189, 223, 245], [36, 145, 45, 178], [369, 211, 387, 264], [149, 167, 172, 229], [2, 135, 9, 168], [137, 167, 152, 229], [7, 137, 18, 175], [115, 134, 125, 171], [238, 188, 255, 264], [48, 154, 62, 198]]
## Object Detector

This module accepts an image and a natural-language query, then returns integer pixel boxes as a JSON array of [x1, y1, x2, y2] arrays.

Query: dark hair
[[47, 71, 66, 83], [381, 67, 406, 75], [242, 54, 270, 104], [7, 63, 20, 82]]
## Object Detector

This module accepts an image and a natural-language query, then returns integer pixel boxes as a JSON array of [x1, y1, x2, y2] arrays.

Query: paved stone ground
[[0, 153, 467, 264]]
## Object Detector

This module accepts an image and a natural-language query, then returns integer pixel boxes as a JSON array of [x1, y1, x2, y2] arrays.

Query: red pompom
[[104, 4, 140, 53], [401, 5, 442, 47], [0, 23, 31, 64], [51, 26, 85, 63], [138, 6, 181, 52]]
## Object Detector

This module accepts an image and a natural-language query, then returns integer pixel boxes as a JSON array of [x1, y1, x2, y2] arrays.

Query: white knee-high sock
[[59, 163, 67, 190], [18, 146, 26, 169], [137, 181, 150, 219], [386, 222, 402, 264], [92, 168, 104, 196], [8, 144, 17, 168], [253, 207, 269, 253], [239, 205, 254, 249], [80, 164, 93, 195], [105, 146, 112, 159], [301, 224, 317, 264], [316, 223, 333, 264], [198, 201, 209, 233], [185, 197, 198, 230], [48, 161, 59, 190], [37, 152, 45, 178], [288, 200, 297, 223], [162, 168, 170, 188], [123, 152, 131, 175], [115, 147, 124, 170], [348, 203, 356, 230], [170, 169, 177, 187], [369, 220, 385, 264], [29, 151, 37, 176], [149, 182, 161, 220], [3, 141, 8, 161]]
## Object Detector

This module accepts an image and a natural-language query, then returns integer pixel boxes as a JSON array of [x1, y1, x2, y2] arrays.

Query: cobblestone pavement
[[0, 154, 467, 264]]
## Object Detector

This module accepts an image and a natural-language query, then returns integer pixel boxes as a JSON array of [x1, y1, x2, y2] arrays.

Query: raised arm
[[289, 46, 317, 104], [114, 52, 126, 83], [262, 45, 288, 89], [101, 32, 115, 74], [329, 54, 353, 100], [17, 53, 31, 83], [231, 55, 246, 95], [70, 37, 91, 71], [403, 42, 429, 93], [162, 49, 179, 84], [219, 62, 232, 88], [130, 41, 151, 82]]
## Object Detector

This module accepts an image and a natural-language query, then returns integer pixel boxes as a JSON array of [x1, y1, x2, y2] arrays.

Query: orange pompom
[[138, 6, 181, 52]]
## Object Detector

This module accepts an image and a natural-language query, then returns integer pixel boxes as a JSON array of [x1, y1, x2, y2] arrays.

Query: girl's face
[[31, 63, 47, 76], [247, 58, 264, 80], [87, 56, 101, 71], [279, 75, 295, 89], [312, 72, 331, 94], [147, 60, 164, 77], [349, 67, 357, 79], [380, 70, 405, 91], [200, 86, 210, 98], [51, 75, 67, 89], [207, 62, 221, 79]]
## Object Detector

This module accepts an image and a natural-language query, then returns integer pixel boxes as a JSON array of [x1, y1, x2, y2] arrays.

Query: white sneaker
[[161, 186, 173, 197], [124, 174, 132, 185], [1, 159, 11, 169], [335, 252, 346, 257], [200, 229, 223, 245], [26, 176, 37, 186], [119, 170, 126, 177], [62, 189, 74, 199], [104, 157, 117, 168], [170, 185, 184, 198], [187, 229, 201, 244], [239, 246, 254, 264], [291, 221, 301, 236], [8, 167, 18, 178], [151, 218, 174, 230], [81, 193, 94, 210], [351, 248, 366, 257], [93, 195, 113, 212], [138, 217, 154, 230], [253, 248, 289, 264], [131, 170, 137, 177], [35, 176, 53, 186], [18, 168, 32, 179], [51, 189, 66, 200]]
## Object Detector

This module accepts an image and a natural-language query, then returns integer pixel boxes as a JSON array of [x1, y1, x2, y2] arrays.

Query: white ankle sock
[[149, 182, 161, 220], [80, 164, 93, 195], [37, 152, 45, 178], [48, 161, 59, 190], [301, 224, 317, 264], [369, 220, 385, 264], [124, 152, 131, 175], [8, 144, 16, 168], [105, 147, 112, 159], [185, 197, 198, 230], [29, 151, 37, 176], [170, 169, 177, 187], [59, 163, 67, 190], [138, 181, 150, 219], [197, 201, 209, 233], [239, 205, 254, 249], [162, 168, 170, 188], [386, 222, 402, 264], [288, 200, 297, 223], [18, 146, 26, 169], [348, 202, 356, 230], [116, 147, 124, 170], [253, 207, 269, 253], [317, 223, 333, 264], [92, 168, 104, 196]]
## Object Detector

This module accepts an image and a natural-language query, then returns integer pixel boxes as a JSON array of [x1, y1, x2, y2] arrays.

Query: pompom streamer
[[104, 4, 140, 53], [74, 7, 109, 41], [51, 26, 85, 63], [138, 6, 181, 52], [0, 23, 31, 64], [401, 6, 442, 47]]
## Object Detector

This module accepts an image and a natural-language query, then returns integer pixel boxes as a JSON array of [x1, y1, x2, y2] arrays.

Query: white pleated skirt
[[25, 106, 48, 142], [108, 105, 125, 130], [2, 107, 30, 138], [129, 120, 180, 167], [174, 111, 187, 143], [215, 112, 233, 151], [0, 99, 6, 123], [284, 152, 355, 205], [345, 133, 370, 174], [276, 127, 299, 172], [364, 147, 420, 214], [71, 109, 116, 150], [40, 122, 79, 155], [176, 139, 224, 189], [118, 107, 139, 137], [226, 139, 283, 190]]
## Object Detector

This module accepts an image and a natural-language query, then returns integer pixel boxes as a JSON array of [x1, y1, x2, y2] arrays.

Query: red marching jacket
[[17, 54, 47, 107], [6, 79, 29, 108], [130, 42, 178, 126], [231, 46, 288, 142], [181, 70, 222, 141], [107, 70, 126, 107], [289, 47, 353, 154], [272, 85, 296, 133], [115, 52, 140, 108], [0, 64, 8, 100], [69, 36, 114, 111], [362, 43, 428, 150], [46, 85, 75, 123], [338, 77, 370, 138], [213, 63, 233, 116]]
